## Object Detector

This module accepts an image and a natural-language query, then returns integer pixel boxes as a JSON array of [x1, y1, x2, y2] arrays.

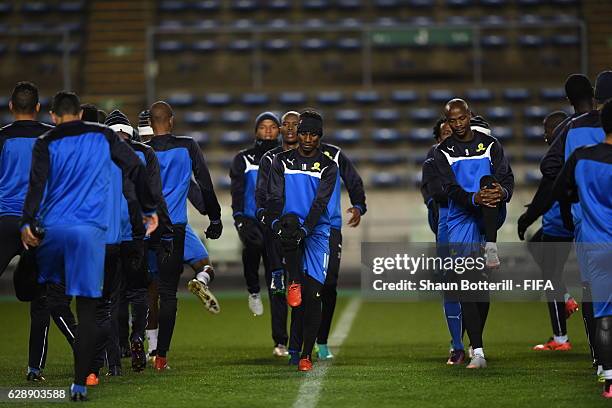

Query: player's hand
[[517, 212, 530, 241], [346, 207, 362, 227], [206, 219, 223, 240], [143, 213, 159, 236], [21, 225, 40, 249], [481, 183, 504, 206]]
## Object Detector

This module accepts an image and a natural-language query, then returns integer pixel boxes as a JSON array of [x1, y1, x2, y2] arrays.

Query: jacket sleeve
[[551, 151, 579, 230], [433, 147, 476, 209], [230, 153, 246, 218], [421, 158, 446, 206], [338, 150, 367, 215], [188, 139, 221, 221], [267, 155, 286, 226], [490, 139, 514, 202], [21, 137, 51, 228], [303, 163, 338, 233], [540, 125, 568, 180], [188, 178, 207, 215], [255, 152, 272, 215], [144, 147, 173, 239]]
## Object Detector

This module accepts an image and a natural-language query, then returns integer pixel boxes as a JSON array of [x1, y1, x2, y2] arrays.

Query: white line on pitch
[[292, 297, 362, 408]]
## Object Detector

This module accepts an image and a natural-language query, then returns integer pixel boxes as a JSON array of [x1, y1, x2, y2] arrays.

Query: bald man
[[433, 98, 514, 369], [146, 101, 222, 370]]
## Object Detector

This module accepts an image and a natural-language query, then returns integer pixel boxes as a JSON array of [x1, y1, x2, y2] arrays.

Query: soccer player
[[525, 111, 579, 352], [266, 110, 338, 371], [551, 99, 612, 398], [230, 112, 280, 318], [434, 99, 514, 369], [146, 101, 222, 371], [20, 91, 158, 401]]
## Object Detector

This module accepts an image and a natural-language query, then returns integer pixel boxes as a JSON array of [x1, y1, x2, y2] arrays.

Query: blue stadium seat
[[446, 15, 472, 25], [410, 108, 438, 123], [524, 151, 545, 163], [263, 39, 292, 52], [241, 93, 270, 106], [551, 14, 578, 23], [480, 15, 507, 26], [524, 126, 544, 140], [353, 90, 380, 105], [372, 129, 402, 144], [491, 126, 513, 140], [268, 0, 291, 10], [428, 89, 454, 103], [231, 0, 258, 12], [552, 34, 579, 46], [220, 131, 250, 146], [480, 0, 507, 6], [517, 0, 543, 5], [59, 22, 84, 32], [374, 17, 399, 27], [524, 106, 550, 120], [407, 0, 434, 7], [160, 20, 186, 30], [279, 92, 306, 105], [481, 35, 508, 48], [338, 18, 362, 28], [55, 42, 81, 54], [407, 128, 433, 143], [228, 39, 255, 52], [370, 172, 404, 188], [518, 35, 545, 48], [184, 111, 212, 126], [409, 16, 434, 26], [540, 88, 565, 101], [58, 1, 85, 12], [267, 18, 289, 29], [466, 88, 494, 102], [205, 93, 232, 106], [222, 111, 249, 125], [156, 40, 186, 53], [550, 0, 577, 5], [446, 0, 472, 7], [371, 152, 405, 166], [159, 1, 188, 12], [302, 0, 330, 10], [372, 109, 400, 124], [331, 129, 362, 145], [391, 90, 419, 104], [374, 0, 401, 8], [337, 0, 362, 9], [335, 109, 363, 124], [300, 38, 330, 51], [19, 22, 47, 32], [216, 176, 232, 190], [0, 2, 11, 14], [193, 1, 221, 11], [168, 93, 196, 107], [524, 170, 541, 186], [17, 42, 46, 55], [187, 131, 210, 147], [503, 88, 531, 102], [21, 2, 52, 13], [192, 19, 219, 29], [519, 14, 543, 25], [231, 19, 255, 30], [485, 106, 513, 121], [316, 91, 344, 105], [192, 40, 218, 53], [336, 38, 362, 51], [303, 18, 328, 28]]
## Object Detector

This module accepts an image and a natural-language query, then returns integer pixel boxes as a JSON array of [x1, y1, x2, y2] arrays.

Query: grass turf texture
[[0, 295, 608, 407]]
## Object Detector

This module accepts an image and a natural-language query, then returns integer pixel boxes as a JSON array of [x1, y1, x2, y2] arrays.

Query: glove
[[273, 214, 307, 249], [517, 212, 533, 241], [206, 219, 223, 240], [235, 216, 263, 247], [158, 238, 174, 264], [128, 239, 145, 270]]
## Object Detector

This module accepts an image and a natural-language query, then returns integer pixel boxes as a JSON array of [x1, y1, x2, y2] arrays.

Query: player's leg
[[317, 228, 341, 360], [0, 216, 23, 276], [27, 293, 49, 382], [479, 175, 502, 268], [443, 288, 465, 365], [244, 241, 264, 316], [156, 224, 186, 370], [263, 241, 289, 356], [146, 248, 160, 360], [117, 283, 130, 358], [184, 225, 219, 314], [589, 247, 612, 395]]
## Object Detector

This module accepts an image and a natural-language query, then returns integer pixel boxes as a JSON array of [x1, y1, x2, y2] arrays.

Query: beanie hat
[[138, 110, 153, 136], [104, 109, 134, 137], [254, 111, 280, 131]]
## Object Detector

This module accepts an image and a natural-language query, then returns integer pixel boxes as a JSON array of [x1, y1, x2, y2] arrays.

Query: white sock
[[485, 242, 497, 251], [196, 271, 211, 285], [598, 365, 604, 376], [473, 347, 485, 358], [564, 292, 571, 302], [604, 369, 612, 380], [554, 335, 568, 344], [146, 329, 158, 353]]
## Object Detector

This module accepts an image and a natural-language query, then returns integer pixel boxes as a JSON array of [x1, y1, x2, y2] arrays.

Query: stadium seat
[[231, 0, 258, 12], [0, 2, 11, 14], [550, 0, 577, 5], [192, 40, 218, 53], [159, 1, 189, 12], [517, 0, 543, 5], [552, 35, 580, 47], [337, 0, 362, 9], [446, 0, 472, 7], [192, 19, 218, 29], [374, 0, 401, 8], [407, 128, 433, 143], [59, 22, 84, 32], [267, 0, 291, 10], [279, 92, 306, 105], [19, 22, 47, 32], [303, 18, 328, 28], [21, 2, 52, 14], [338, 18, 362, 28], [220, 131, 250, 146], [372, 109, 400, 124], [58, 1, 85, 12], [267, 18, 289, 29], [409, 16, 434, 26], [221, 111, 249, 125], [331, 129, 362, 145], [485, 106, 513, 121], [491, 126, 513, 140], [503, 88, 531, 102], [524, 126, 544, 140], [159, 20, 186, 30], [17, 42, 46, 55], [372, 129, 402, 144], [263, 39, 292, 52], [391, 90, 419, 104], [446, 15, 472, 25], [187, 131, 210, 147], [370, 172, 404, 188], [228, 39, 255, 52], [0, 24, 6, 33], [410, 108, 438, 123], [371, 152, 406, 166], [336, 38, 362, 51], [466, 88, 494, 102], [353, 90, 380, 105], [55, 42, 81, 55], [524, 106, 550, 120], [184, 111, 212, 126], [550, 14, 578, 23], [316, 91, 344, 105], [540, 88, 565, 101], [480, 15, 507, 26], [302, 0, 330, 10], [428, 90, 454, 103], [518, 35, 545, 48], [335, 109, 363, 124], [300, 38, 330, 51], [156, 40, 186, 53], [231, 19, 255, 30], [241, 93, 270, 106], [480, 0, 507, 6], [407, 0, 434, 7], [193, 1, 221, 11], [205, 93, 232, 106], [374, 17, 399, 27], [481, 35, 508, 49], [524, 169, 541, 186]]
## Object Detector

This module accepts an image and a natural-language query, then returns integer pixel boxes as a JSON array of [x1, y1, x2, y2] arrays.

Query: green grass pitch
[[0, 294, 609, 407]]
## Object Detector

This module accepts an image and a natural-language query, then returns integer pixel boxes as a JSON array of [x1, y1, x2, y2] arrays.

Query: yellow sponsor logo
[[476, 143, 486, 152], [311, 162, 321, 171], [323, 151, 333, 159]]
